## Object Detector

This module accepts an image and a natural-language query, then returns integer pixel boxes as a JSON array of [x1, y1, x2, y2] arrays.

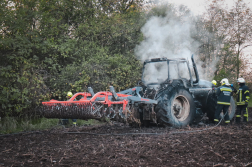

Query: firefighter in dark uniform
[[214, 78, 232, 125], [60, 92, 77, 126], [233, 78, 250, 123]]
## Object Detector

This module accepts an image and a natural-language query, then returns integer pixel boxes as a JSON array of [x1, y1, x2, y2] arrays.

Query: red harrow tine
[[41, 91, 131, 120]]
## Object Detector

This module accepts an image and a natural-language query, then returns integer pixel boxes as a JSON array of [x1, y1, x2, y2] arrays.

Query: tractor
[[41, 55, 236, 127]]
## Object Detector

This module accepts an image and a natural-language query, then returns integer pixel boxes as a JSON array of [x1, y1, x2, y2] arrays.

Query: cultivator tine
[[104, 107, 116, 119], [100, 107, 109, 118], [109, 108, 116, 119], [91, 102, 104, 117], [40, 102, 97, 120], [40, 87, 147, 126], [118, 105, 130, 119], [119, 107, 126, 119], [40, 101, 142, 126]]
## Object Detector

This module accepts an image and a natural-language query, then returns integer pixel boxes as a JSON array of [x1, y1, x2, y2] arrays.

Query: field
[[0, 108, 252, 167]]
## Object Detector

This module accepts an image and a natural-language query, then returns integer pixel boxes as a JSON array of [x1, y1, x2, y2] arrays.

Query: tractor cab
[[141, 56, 197, 90]]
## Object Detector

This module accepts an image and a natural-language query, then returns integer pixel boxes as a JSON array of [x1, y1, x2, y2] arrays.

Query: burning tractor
[[41, 55, 236, 127]]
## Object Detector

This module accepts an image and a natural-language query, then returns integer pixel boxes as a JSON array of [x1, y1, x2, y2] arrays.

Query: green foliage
[[0, 117, 59, 134], [213, 69, 230, 86], [0, 117, 107, 134], [0, 0, 144, 117], [0, 117, 18, 134]]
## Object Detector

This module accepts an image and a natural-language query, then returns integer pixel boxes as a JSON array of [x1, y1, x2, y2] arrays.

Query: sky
[[161, 0, 252, 16]]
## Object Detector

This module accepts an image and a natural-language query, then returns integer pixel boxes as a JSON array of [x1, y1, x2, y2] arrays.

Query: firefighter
[[66, 92, 77, 126], [214, 78, 232, 125], [211, 80, 217, 90], [211, 80, 217, 87], [233, 78, 250, 123], [60, 92, 77, 126], [67, 91, 73, 99]]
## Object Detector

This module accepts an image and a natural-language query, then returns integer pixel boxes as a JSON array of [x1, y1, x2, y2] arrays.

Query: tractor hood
[[197, 80, 213, 88]]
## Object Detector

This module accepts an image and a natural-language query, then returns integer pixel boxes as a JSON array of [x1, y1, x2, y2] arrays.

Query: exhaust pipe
[[191, 54, 199, 84]]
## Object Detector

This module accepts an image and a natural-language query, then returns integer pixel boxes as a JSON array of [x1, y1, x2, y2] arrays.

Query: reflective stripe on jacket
[[216, 85, 232, 105], [236, 84, 250, 105]]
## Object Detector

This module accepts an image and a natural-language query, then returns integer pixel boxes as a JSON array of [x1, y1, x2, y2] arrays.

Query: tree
[[227, 0, 252, 78], [193, 5, 224, 80], [0, 0, 48, 116], [0, 0, 144, 117], [198, 0, 252, 83]]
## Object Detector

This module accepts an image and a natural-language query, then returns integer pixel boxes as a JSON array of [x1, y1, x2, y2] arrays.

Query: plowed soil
[[1, 108, 252, 167]]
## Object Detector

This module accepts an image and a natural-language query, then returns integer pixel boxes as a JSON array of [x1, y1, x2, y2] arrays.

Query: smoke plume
[[135, 3, 217, 81]]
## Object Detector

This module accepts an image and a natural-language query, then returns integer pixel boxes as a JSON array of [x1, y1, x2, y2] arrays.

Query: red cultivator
[[41, 86, 158, 124]]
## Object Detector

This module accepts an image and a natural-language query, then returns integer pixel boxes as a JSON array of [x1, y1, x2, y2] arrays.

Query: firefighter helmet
[[211, 80, 217, 86], [67, 92, 73, 97], [237, 78, 245, 83], [220, 78, 230, 86]]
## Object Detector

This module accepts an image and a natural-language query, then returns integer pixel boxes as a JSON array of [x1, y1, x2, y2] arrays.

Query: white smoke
[[142, 62, 168, 83], [135, 4, 217, 81], [135, 15, 195, 61]]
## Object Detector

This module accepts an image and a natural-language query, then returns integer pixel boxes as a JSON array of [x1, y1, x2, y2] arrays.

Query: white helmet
[[237, 78, 245, 83], [220, 78, 230, 86]]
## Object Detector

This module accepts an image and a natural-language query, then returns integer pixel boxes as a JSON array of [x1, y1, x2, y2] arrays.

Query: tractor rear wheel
[[156, 88, 196, 128]]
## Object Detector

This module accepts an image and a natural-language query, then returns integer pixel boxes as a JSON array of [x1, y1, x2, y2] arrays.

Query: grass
[[0, 116, 107, 135], [0, 117, 59, 134]]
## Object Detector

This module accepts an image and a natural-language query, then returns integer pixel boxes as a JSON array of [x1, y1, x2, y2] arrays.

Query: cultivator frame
[[41, 86, 158, 124]]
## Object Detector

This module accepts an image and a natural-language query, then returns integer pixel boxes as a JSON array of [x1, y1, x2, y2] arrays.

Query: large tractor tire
[[156, 88, 196, 128]]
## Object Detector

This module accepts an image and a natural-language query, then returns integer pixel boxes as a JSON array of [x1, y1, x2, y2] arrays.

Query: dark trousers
[[61, 119, 77, 125], [214, 104, 230, 122], [236, 105, 248, 122]]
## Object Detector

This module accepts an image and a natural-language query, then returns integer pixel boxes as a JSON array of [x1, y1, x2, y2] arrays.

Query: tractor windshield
[[142, 59, 191, 85], [178, 61, 191, 80], [168, 61, 191, 80], [142, 61, 168, 85]]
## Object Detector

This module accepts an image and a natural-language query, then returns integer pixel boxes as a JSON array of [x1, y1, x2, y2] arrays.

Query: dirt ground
[[1, 108, 252, 167]]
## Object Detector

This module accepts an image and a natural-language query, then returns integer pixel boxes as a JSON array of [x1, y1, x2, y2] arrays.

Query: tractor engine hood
[[197, 79, 213, 88]]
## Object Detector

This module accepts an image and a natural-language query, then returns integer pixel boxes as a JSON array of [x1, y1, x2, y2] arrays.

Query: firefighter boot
[[214, 119, 219, 125], [243, 116, 248, 123], [224, 120, 230, 126], [72, 119, 77, 127], [243, 109, 248, 123]]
